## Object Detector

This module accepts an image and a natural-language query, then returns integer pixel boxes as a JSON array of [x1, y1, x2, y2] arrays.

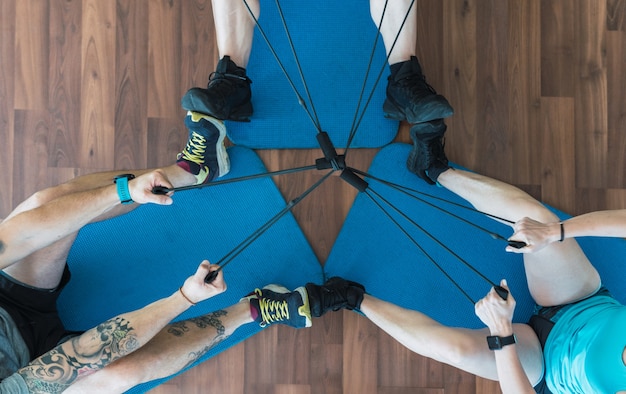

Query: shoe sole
[[187, 111, 230, 178], [206, 116, 230, 178], [325, 277, 365, 292], [383, 96, 453, 123], [182, 88, 253, 122]]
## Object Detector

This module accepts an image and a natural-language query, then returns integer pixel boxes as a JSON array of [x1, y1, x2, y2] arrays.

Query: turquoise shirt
[[544, 295, 626, 393]]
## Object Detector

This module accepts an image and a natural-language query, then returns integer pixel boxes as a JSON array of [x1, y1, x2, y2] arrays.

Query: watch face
[[487, 336, 501, 350]]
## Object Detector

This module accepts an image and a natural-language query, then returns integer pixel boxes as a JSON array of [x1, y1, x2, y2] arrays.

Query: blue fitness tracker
[[113, 174, 136, 204]]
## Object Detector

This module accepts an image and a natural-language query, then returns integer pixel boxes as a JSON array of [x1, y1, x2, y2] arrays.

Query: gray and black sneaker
[[176, 111, 229, 184], [407, 119, 451, 185], [181, 56, 253, 122], [244, 285, 312, 328], [305, 277, 365, 317], [384, 56, 453, 124]]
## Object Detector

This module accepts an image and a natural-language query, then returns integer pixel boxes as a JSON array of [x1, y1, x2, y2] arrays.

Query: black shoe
[[242, 284, 312, 328], [384, 56, 453, 123], [305, 277, 365, 317], [181, 56, 253, 121], [407, 119, 450, 185]]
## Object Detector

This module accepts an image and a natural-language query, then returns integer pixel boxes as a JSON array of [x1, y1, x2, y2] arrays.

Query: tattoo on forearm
[[0, 240, 5, 254], [168, 310, 227, 337], [167, 310, 230, 368], [18, 316, 138, 393]]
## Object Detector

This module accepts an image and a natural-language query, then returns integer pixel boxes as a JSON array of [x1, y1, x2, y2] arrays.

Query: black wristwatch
[[113, 174, 136, 205], [486, 334, 517, 350]]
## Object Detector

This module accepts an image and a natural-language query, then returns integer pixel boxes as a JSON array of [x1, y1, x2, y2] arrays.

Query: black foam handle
[[204, 270, 219, 283], [507, 240, 527, 249], [152, 186, 171, 195], [340, 169, 368, 192], [494, 285, 509, 300], [316, 132, 338, 162]]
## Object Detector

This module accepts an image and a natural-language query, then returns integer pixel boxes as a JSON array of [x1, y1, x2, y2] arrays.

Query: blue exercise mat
[[58, 146, 322, 393], [226, 0, 399, 149], [325, 143, 626, 328]]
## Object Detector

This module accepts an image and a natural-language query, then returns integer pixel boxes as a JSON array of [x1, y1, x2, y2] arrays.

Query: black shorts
[[527, 287, 611, 394], [0, 266, 76, 359]]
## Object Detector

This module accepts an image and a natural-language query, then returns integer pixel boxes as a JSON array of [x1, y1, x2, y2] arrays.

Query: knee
[[511, 196, 560, 224], [431, 336, 477, 367]]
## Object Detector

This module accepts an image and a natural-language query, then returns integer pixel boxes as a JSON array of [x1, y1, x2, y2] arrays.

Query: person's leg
[[181, 0, 258, 120], [369, 0, 416, 65], [407, 121, 601, 306], [2, 111, 227, 289], [359, 294, 544, 384], [212, 0, 259, 68], [435, 168, 602, 306], [370, 0, 453, 123]]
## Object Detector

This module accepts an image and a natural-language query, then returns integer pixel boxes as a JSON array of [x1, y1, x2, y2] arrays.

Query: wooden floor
[[1, 1, 625, 393]]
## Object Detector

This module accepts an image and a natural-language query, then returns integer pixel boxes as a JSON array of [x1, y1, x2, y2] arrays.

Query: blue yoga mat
[[58, 147, 322, 393], [226, 0, 399, 149], [325, 143, 626, 328]]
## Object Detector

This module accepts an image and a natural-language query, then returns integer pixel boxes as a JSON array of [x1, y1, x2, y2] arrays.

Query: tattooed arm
[[16, 261, 226, 393], [0, 171, 173, 270]]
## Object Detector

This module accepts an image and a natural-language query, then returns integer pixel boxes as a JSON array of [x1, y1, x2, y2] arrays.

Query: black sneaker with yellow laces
[[176, 111, 230, 184], [244, 285, 312, 328]]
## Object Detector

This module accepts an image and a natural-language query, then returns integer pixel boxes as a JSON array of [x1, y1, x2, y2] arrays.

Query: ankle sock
[[248, 297, 260, 322]]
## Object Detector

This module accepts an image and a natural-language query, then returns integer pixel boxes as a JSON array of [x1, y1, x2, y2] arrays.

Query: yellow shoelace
[[180, 132, 207, 165], [257, 289, 290, 326]]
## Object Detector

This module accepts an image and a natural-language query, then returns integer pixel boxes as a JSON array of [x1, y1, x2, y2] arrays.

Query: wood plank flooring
[[1, 1, 624, 393]]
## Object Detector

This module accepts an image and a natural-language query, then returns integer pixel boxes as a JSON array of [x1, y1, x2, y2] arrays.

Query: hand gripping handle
[[494, 285, 509, 300]]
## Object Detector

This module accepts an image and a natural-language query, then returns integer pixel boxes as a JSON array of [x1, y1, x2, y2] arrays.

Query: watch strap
[[486, 334, 516, 350], [114, 174, 135, 205]]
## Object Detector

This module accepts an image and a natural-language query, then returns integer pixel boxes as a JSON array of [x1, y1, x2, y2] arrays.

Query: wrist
[[178, 286, 197, 306], [113, 174, 136, 204], [489, 322, 514, 337], [551, 221, 563, 242]]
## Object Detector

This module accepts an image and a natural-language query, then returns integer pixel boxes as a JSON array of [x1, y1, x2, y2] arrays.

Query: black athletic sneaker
[[305, 277, 365, 317], [384, 56, 453, 124], [244, 285, 312, 328], [176, 111, 229, 184], [407, 119, 451, 185], [181, 56, 253, 121]]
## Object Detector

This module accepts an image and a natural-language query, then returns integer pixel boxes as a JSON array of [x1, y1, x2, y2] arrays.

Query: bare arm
[[474, 281, 535, 394], [507, 209, 626, 253], [0, 170, 173, 269], [16, 261, 226, 393]]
